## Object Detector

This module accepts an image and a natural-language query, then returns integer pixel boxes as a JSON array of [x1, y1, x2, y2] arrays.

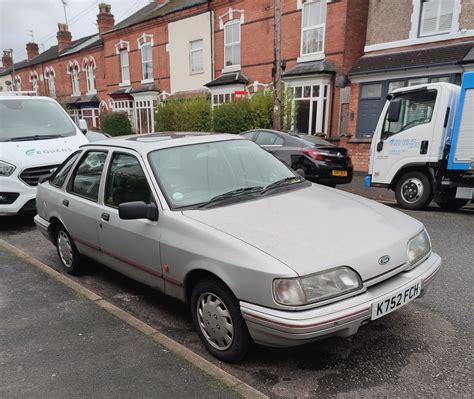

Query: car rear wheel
[[191, 278, 251, 362], [395, 171, 433, 210], [55, 225, 83, 275]]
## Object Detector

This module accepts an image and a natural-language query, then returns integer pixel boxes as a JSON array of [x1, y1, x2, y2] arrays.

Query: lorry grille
[[19, 165, 59, 186]]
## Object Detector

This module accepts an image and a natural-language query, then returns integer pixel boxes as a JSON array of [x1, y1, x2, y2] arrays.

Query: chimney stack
[[97, 3, 114, 34], [57, 23, 72, 51], [26, 42, 39, 60], [2, 50, 13, 70]]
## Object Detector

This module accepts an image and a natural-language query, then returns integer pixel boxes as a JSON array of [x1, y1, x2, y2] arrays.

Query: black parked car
[[241, 129, 353, 187]]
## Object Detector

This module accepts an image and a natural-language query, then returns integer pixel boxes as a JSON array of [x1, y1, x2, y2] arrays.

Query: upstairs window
[[189, 39, 204, 74], [141, 43, 153, 81], [30, 72, 39, 94], [419, 0, 454, 37], [13, 76, 21, 91], [45, 68, 56, 98], [68, 61, 81, 96], [224, 20, 241, 67], [83, 57, 96, 94], [301, 0, 326, 55], [120, 50, 130, 84]]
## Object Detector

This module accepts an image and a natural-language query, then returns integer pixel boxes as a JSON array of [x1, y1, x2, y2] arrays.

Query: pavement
[[0, 176, 472, 398], [0, 247, 241, 398]]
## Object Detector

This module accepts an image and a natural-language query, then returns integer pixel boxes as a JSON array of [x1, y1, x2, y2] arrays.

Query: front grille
[[19, 165, 59, 186]]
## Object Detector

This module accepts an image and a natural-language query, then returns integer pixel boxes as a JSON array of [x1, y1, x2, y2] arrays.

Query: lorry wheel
[[435, 198, 469, 211], [395, 171, 433, 210], [191, 278, 251, 363]]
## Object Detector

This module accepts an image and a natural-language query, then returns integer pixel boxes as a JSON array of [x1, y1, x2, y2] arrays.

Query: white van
[[0, 95, 88, 215]]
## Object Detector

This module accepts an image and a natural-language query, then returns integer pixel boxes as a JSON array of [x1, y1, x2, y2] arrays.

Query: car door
[[96, 150, 164, 291], [254, 131, 290, 165], [61, 149, 108, 260]]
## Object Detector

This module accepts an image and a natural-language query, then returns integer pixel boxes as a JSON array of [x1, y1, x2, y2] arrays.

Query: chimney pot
[[57, 23, 72, 51], [97, 3, 115, 34], [26, 42, 39, 60]]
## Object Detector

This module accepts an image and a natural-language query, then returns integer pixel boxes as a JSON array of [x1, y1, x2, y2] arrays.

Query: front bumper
[[240, 252, 441, 347], [0, 177, 37, 216]]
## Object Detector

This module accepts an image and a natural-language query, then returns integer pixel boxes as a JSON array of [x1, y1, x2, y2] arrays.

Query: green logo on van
[[26, 149, 36, 157]]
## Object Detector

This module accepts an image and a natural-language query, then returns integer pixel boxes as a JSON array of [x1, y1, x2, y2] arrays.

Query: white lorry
[[365, 71, 473, 210], [0, 95, 89, 215]]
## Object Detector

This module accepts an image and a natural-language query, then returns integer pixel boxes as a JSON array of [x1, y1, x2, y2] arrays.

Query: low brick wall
[[327, 136, 371, 172]]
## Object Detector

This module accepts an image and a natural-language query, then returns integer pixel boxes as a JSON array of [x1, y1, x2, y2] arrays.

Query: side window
[[105, 153, 152, 208], [241, 131, 258, 140], [382, 90, 438, 139], [70, 151, 107, 201], [256, 132, 283, 146], [50, 151, 80, 188]]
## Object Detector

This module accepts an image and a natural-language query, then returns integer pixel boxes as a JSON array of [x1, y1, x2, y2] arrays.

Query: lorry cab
[[366, 75, 473, 211], [0, 95, 89, 215]]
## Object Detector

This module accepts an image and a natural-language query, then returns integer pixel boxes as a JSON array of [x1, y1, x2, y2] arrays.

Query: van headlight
[[273, 267, 362, 306], [407, 229, 431, 268], [0, 161, 16, 176]]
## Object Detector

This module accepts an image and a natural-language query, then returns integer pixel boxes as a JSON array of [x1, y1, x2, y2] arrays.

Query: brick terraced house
[[2, 0, 473, 171]]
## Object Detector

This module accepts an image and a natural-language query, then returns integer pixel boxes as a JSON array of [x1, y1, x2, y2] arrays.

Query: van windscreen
[[0, 99, 76, 142]]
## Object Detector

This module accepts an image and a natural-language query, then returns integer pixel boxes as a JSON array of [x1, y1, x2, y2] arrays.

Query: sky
[[0, 0, 151, 66]]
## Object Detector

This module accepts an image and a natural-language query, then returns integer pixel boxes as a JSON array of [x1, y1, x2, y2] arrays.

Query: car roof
[[81, 133, 245, 155], [0, 95, 56, 101]]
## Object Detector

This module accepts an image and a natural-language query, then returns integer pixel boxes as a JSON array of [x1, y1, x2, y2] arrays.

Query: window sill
[[190, 70, 204, 76], [119, 81, 131, 87], [71, 94, 81, 97], [141, 79, 154, 84], [86, 90, 97, 95], [222, 64, 241, 74], [297, 53, 325, 63]]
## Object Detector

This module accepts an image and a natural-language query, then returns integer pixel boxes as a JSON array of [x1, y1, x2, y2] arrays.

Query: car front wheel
[[55, 225, 83, 275], [191, 279, 251, 362]]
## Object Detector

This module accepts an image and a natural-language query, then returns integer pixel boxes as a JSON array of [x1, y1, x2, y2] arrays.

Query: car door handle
[[62, 199, 69, 207], [100, 212, 110, 222]]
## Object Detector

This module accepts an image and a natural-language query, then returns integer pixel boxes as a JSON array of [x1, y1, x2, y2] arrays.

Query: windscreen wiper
[[6, 134, 65, 142], [261, 176, 305, 194], [198, 186, 263, 209]]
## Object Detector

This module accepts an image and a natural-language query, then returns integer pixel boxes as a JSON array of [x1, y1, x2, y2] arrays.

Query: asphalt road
[[1, 201, 472, 398]]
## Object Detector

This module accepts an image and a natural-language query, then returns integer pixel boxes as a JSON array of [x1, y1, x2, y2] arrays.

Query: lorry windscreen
[[0, 99, 77, 142]]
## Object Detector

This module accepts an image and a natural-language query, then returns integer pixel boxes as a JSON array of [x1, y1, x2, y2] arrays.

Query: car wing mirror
[[118, 201, 158, 221], [387, 100, 401, 122], [376, 141, 384, 152]]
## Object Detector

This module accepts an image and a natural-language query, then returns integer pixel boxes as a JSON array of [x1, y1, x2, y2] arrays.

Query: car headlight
[[0, 161, 16, 176], [273, 267, 362, 306], [407, 229, 431, 268]]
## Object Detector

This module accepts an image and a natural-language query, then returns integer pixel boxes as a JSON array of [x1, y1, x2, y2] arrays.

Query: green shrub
[[249, 91, 274, 130], [100, 112, 132, 136], [155, 97, 212, 132], [213, 98, 254, 133]]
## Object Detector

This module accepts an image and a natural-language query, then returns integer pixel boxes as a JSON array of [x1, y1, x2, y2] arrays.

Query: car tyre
[[191, 278, 251, 363], [55, 224, 83, 275], [395, 171, 433, 210]]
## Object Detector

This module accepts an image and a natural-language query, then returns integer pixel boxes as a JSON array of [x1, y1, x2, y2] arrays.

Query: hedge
[[155, 97, 212, 132], [100, 112, 132, 136]]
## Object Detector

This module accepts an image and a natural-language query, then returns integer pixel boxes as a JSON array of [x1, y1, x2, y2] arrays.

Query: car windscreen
[[0, 99, 77, 142], [148, 139, 297, 208], [296, 134, 333, 147]]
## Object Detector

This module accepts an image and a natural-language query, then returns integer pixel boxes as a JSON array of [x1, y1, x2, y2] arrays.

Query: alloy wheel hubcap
[[197, 292, 234, 350], [57, 231, 73, 268], [401, 178, 424, 203]]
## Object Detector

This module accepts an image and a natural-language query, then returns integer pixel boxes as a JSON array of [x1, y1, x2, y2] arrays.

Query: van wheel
[[55, 225, 82, 275], [395, 171, 433, 210], [191, 279, 251, 363], [436, 198, 469, 211]]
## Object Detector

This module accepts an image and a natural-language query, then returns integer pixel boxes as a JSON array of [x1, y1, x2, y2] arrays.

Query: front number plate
[[371, 280, 421, 320]]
